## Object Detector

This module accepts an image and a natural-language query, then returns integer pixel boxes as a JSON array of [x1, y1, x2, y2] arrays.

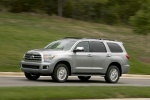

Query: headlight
[[43, 55, 55, 62], [23, 53, 27, 60]]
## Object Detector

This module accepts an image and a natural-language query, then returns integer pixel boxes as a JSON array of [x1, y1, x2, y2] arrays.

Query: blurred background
[[0, 0, 149, 74]]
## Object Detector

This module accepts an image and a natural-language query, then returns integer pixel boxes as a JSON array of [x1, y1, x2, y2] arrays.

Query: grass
[[0, 86, 150, 100], [0, 12, 150, 74]]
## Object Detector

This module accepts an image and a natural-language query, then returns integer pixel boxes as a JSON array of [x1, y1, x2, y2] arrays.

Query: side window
[[90, 41, 107, 52], [75, 41, 89, 52], [107, 42, 123, 53]]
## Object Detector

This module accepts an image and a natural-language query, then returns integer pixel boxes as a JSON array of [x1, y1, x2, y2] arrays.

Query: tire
[[52, 63, 69, 83], [24, 72, 40, 80], [104, 65, 120, 83], [78, 76, 91, 81]]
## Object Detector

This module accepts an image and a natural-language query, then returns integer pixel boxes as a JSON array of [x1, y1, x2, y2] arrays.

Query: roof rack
[[82, 38, 117, 41], [99, 38, 117, 41], [63, 37, 117, 41], [64, 37, 81, 39], [82, 38, 99, 39]]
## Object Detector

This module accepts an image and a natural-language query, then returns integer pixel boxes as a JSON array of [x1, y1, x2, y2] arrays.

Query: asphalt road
[[0, 76, 150, 87]]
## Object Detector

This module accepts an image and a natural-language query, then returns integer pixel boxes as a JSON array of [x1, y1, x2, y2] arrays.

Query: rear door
[[90, 41, 111, 74]]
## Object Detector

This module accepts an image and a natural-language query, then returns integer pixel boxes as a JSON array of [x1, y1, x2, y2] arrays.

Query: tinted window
[[107, 42, 123, 52], [90, 41, 106, 52], [75, 41, 89, 52]]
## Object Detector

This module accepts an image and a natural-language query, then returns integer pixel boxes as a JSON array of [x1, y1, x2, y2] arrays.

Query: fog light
[[43, 66, 49, 69]]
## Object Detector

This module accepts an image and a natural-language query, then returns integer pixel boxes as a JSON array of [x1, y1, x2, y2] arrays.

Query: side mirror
[[73, 47, 84, 52]]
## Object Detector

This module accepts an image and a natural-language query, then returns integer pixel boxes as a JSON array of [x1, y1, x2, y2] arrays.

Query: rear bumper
[[20, 60, 55, 75], [122, 64, 130, 74]]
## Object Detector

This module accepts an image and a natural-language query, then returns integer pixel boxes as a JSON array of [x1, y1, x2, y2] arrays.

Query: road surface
[[0, 76, 150, 87]]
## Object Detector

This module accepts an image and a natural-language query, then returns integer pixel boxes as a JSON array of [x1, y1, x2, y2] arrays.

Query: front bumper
[[20, 60, 55, 75]]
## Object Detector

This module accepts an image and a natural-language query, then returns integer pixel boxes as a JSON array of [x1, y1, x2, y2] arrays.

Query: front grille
[[24, 53, 41, 61], [22, 64, 39, 69]]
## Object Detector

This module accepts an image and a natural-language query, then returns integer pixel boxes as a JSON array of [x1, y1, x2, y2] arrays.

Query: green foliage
[[0, 0, 142, 24], [0, 12, 150, 74], [9, 0, 48, 13], [0, 86, 150, 99], [130, 0, 150, 35]]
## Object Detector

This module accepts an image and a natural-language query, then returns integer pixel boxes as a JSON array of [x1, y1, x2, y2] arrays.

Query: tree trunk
[[87, 3, 91, 21], [58, 0, 64, 17], [72, 0, 80, 19]]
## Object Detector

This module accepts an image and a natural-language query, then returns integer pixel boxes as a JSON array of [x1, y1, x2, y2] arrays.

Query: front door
[[73, 41, 92, 73]]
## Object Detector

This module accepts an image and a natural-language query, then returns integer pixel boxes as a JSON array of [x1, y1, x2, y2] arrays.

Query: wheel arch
[[54, 61, 72, 75], [108, 62, 122, 76]]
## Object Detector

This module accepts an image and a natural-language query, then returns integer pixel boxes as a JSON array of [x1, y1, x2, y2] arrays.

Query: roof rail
[[99, 38, 117, 41], [82, 38, 117, 41], [63, 37, 117, 41], [82, 37, 98, 39], [64, 37, 81, 39]]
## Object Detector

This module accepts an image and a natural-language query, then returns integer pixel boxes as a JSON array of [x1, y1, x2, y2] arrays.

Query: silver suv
[[20, 37, 129, 83]]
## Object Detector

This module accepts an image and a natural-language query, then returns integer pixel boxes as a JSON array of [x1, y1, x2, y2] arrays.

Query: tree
[[129, 0, 150, 48], [58, 0, 64, 16], [130, 0, 150, 36]]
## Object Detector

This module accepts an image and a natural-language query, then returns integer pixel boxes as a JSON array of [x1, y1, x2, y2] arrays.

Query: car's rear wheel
[[24, 72, 40, 80], [52, 63, 69, 83], [78, 76, 91, 81], [104, 65, 120, 83]]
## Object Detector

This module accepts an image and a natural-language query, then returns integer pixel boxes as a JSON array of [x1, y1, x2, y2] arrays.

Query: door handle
[[106, 54, 111, 57], [88, 54, 92, 57]]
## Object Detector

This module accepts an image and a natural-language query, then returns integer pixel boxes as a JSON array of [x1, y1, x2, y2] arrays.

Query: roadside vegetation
[[0, 0, 150, 74], [0, 0, 142, 24], [0, 12, 150, 74], [0, 1, 149, 100], [0, 86, 150, 100]]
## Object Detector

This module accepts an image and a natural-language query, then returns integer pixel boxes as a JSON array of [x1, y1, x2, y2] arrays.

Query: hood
[[27, 48, 66, 55]]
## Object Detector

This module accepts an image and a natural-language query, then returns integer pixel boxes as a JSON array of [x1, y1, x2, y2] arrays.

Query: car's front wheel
[[52, 63, 69, 82], [78, 76, 91, 81], [24, 72, 40, 80], [104, 65, 120, 83]]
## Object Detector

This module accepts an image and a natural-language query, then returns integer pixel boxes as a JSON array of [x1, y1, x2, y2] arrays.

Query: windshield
[[45, 39, 77, 50]]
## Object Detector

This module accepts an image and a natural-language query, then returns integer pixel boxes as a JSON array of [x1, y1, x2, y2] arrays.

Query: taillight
[[126, 54, 129, 59]]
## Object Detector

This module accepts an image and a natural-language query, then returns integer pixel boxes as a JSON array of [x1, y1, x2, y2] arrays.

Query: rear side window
[[90, 41, 106, 52], [107, 42, 123, 53]]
